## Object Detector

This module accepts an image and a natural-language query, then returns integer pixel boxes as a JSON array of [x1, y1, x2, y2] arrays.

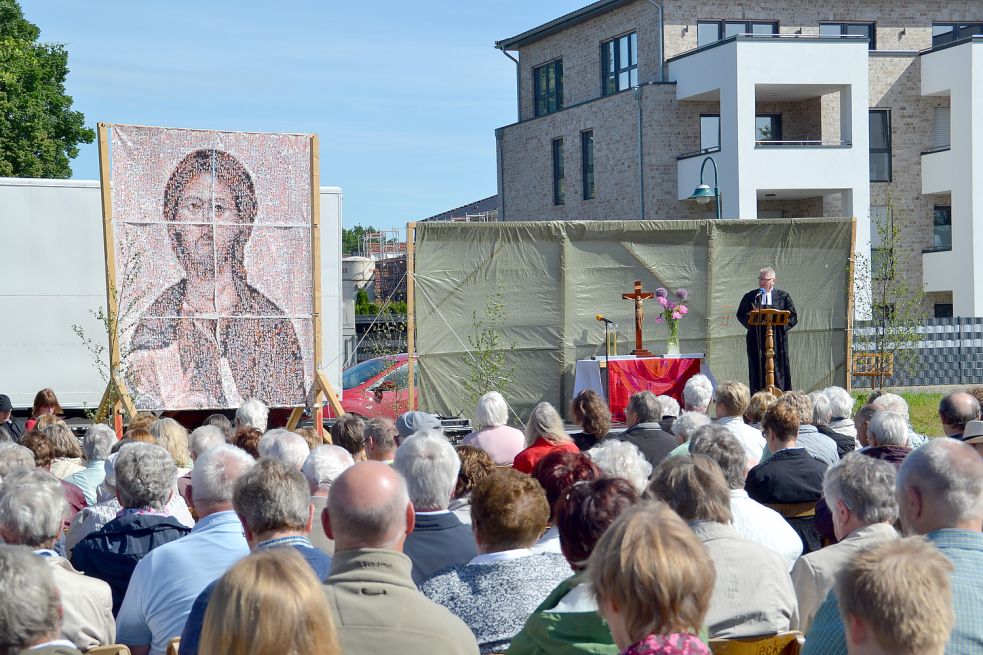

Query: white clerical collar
[[470, 548, 532, 565]]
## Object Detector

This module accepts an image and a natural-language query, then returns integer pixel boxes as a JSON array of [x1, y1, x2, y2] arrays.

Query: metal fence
[[851, 317, 983, 388]]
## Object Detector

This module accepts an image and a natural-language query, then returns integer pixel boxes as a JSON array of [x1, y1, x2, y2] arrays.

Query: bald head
[[897, 438, 983, 534], [324, 461, 413, 552], [938, 392, 981, 437]]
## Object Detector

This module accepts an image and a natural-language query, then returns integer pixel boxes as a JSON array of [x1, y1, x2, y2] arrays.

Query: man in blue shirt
[[115, 444, 256, 655], [804, 438, 983, 655], [180, 457, 332, 655]]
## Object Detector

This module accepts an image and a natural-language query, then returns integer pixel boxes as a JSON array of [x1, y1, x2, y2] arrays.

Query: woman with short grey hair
[[66, 424, 117, 505], [823, 386, 857, 440], [513, 402, 577, 474], [667, 411, 712, 458], [70, 443, 192, 613], [587, 439, 652, 494], [64, 446, 196, 558], [258, 429, 311, 471], [463, 391, 526, 466]]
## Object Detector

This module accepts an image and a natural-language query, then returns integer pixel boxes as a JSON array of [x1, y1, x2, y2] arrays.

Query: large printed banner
[[111, 125, 314, 410]]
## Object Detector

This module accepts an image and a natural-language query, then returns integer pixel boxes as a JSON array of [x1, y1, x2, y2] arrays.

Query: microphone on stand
[[756, 287, 766, 308], [595, 314, 615, 324]]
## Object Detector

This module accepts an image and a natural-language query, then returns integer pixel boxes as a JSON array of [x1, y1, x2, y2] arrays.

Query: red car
[[327, 354, 416, 419]]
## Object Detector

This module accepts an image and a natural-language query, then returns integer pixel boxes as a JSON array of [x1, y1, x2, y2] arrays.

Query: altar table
[[573, 355, 715, 422]]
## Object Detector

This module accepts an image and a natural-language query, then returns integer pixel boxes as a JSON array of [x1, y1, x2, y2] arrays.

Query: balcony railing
[[754, 139, 851, 147]]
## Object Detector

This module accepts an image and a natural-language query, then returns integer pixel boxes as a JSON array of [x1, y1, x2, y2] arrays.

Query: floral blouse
[[622, 633, 710, 655]]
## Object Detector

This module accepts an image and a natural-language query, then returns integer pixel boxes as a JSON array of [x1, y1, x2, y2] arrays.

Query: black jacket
[[617, 422, 677, 468], [70, 512, 191, 614]]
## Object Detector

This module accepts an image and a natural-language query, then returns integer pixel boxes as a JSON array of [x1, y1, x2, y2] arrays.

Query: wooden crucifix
[[622, 280, 654, 357]]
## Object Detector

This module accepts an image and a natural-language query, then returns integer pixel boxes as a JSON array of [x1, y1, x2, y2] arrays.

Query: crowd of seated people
[[0, 381, 980, 655]]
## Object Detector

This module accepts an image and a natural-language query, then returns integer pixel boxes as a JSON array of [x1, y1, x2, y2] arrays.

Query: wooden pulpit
[[748, 308, 792, 396]]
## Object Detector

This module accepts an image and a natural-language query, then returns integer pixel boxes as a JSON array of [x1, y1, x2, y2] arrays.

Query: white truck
[[0, 177, 343, 413]]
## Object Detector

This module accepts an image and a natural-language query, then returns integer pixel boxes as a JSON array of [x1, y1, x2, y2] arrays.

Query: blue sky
[[20, 0, 584, 233]]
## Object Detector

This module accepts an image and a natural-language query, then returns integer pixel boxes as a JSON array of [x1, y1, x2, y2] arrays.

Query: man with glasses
[[737, 267, 797, 392]]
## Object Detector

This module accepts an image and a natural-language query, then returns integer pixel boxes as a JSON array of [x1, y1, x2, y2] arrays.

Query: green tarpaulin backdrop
[[412, 218, 854, 422]]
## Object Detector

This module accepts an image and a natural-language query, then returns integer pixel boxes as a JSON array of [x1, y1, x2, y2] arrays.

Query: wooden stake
[[407, 222, 417, 410], [97, 123, 137, 427], [309, 134, 327, 436]]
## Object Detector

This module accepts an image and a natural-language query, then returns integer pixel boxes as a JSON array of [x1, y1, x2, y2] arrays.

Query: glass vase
[[666, 320, 680, 355]]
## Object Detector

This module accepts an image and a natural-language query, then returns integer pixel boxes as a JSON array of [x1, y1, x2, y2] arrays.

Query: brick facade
[[497, 0, 981, 315]]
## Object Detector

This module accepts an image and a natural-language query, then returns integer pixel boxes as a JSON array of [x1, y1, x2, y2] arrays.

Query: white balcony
[[669, 35, 869, 232], [920, 37, 983, 314]]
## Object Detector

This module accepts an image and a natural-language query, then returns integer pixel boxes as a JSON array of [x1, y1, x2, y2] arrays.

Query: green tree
[[341, 224, 377, 256], [0, 0, 95, 178], [852, 199, 928, 388], [462, 285, 517, 416]]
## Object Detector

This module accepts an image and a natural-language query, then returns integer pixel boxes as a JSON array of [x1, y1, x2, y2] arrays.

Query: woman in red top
[[24, 388, 62, 432], [512, 402, 579, 474]]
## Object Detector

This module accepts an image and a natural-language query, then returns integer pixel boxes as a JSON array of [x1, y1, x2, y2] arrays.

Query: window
[[932, 106, 950, 149], [932, 23, 983, 47], [820, 22, 876, 50], [934, 303, 954, 318], [581, 131, 594, 200], [755, 114, 782, 143], [601, 33, 637, 96], [869, 110, 892, 182], [534, 60, 563, 117], [700, 114, 720, 151], [934, 205, 952, 250], [697, 20, 778, 47], [552, 138, 565, 205]]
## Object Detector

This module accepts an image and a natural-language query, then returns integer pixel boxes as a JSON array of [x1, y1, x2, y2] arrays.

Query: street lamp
[[687, 156, 722, 220]]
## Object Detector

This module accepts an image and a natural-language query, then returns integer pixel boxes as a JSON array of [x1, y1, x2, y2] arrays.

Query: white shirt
[[717, 416, 766, 466], [469, 548, 533, 565], [531, 525, 562, 554], [729, 489, 803, 572]]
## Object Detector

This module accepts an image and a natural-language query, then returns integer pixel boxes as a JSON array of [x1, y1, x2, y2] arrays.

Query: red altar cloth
[[607, 357, 702, 422]]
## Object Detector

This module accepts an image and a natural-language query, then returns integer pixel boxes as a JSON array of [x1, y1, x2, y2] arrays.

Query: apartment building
[[494, 0, 982, 316]]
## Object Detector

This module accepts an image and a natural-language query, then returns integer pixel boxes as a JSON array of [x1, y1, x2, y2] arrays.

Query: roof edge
[[495, 0, 636, 50]]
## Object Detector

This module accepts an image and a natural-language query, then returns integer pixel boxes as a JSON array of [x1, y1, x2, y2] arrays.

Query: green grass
[[852, 391, 943, 437]]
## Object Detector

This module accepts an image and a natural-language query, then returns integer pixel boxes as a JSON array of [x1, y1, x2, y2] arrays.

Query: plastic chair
[[86, 646, 132, 655], [708, 631, 804, 655]]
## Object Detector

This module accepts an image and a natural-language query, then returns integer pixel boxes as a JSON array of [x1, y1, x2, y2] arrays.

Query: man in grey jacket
[[322, 461, 479, 655]]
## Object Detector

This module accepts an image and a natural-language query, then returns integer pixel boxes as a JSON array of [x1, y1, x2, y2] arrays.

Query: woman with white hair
[[463, 391, 526, 466], [302, 445, 355, 555], [65, 425, 117, 505], [587, 439, 653, 494], [667, 411, 712, 458], [824, 386, 858, 440], [512, 402, 578, 474]]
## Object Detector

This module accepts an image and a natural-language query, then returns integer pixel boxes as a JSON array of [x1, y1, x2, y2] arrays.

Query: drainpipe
[[498, 45, 521, 120], [644, 0, 665, 82], [634, 85, 645, 220]]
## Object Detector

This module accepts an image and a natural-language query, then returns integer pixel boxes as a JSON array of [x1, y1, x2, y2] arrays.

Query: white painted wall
[[0, 178, 343, 410], [670, 37, 871, 314], [921, 39, 982, 315]]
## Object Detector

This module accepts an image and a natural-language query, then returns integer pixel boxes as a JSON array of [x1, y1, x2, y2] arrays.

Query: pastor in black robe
[[737, 288, 797, 392]]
